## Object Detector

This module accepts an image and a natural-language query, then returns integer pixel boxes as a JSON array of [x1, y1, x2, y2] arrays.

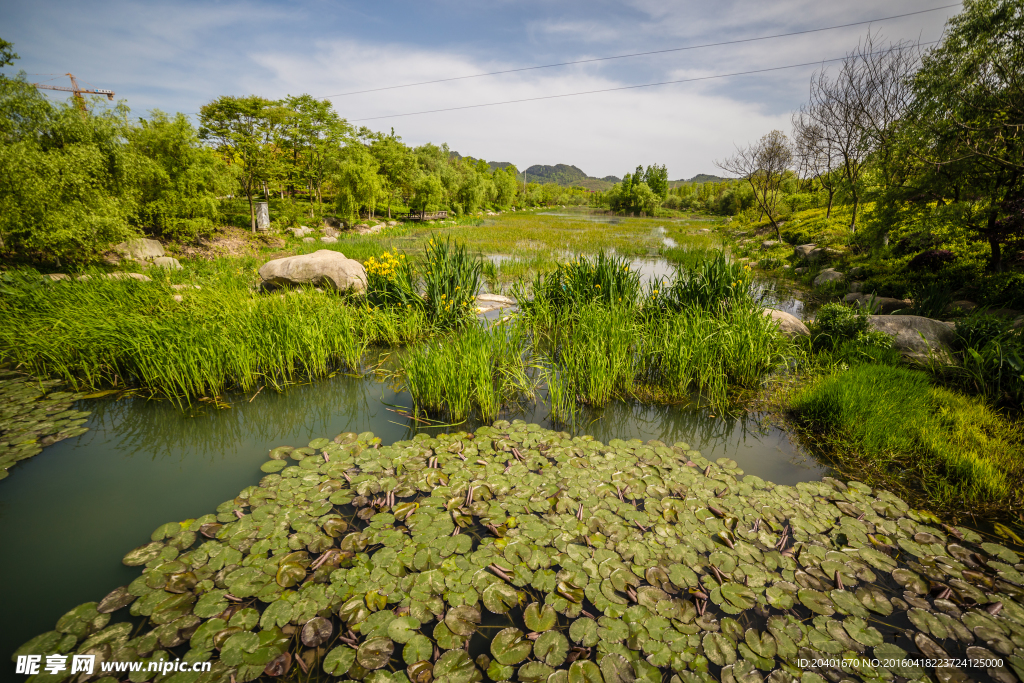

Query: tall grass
[[0, 269, 374, 403], [791, 364, 1024, 508], [401, 322, 534, 422], [516, 251, 643, 313], [540, 299, 786, 422], [652, 249, 756, 311], [422, 236, 482, 330]]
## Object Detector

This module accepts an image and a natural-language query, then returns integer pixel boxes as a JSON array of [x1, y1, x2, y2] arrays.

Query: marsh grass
[[401, 322, 534, 422], [0, 269, 386, 402], [519, 251, 643, 313], [791, 364, 1024, 508]]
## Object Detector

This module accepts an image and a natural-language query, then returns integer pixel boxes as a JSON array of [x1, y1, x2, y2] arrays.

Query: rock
[[794, 243, 817, 259], [848, 266, 865, 278], [150, 256, 182, 270], [813, 268, 844, 287], [324, 216, 343, 230], [258, 249, 367, 292], [475, 293, 517, 315], [764, 309, 810, 338], [44, 273, 70, 282], [287, 227, 313, 238], [760, 240, 780, 250], [172, 294, 184, 303], [323, 227, 338, 238], [781, 265, 791, 270], [105, 272, 152, 282], [849, 281, 863, 293], [302, 237, 316, 243], [794, 267, 807, 274], [843, 293, 864, 305], [867, 315, 957, 364], [115, 238, 165, 260], [946, 300, 977, 314], [388, 221, 399, 227], [1012, 316, 1024, 329], [320, 236, 338, 244]]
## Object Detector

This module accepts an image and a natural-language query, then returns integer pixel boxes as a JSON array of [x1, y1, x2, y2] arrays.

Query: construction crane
[[32, 73, 114, 111]]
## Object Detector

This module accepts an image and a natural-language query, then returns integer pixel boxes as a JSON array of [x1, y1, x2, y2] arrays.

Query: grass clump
[[791, 363, 1024, 509], [401, 322, 534, 422], [422, 236, 482, 330], [0, 270, 372, 402]]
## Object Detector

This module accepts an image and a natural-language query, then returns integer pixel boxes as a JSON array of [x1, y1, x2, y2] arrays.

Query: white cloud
[[251, 38, 793, 179]]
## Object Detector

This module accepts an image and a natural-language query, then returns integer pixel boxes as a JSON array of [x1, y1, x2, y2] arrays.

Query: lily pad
[[323, 645, 357, 676], [534, 630, 569, 667], [797, 589, 835, 616], [433, 650, 481, 683], [357, 637, 395, 670], [491, 627, 532, 666], [569, 617, 599, 647], [445, 604, 481, 636]]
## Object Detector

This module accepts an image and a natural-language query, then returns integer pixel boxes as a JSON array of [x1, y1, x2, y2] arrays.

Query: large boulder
[[794, 244, 826, 261], [764, 309, 810, 338], [115, 238, 165, 260], [813, 268, 844, 287], [760, 240, 781, 250], [258, 250, 366, 292], [867, 315, 957, 364]]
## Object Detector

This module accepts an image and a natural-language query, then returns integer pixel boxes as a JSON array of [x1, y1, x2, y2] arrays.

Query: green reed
[[0, 269, 373, 403], [401, 322, 534, 422], [422, 235, 482, 330]]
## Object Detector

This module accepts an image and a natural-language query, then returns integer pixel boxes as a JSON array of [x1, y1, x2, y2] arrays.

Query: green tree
[[411, 173, 444, 212], [278, 95, 351, 214], [643, 164, 669, 200], [0, 90, 143, 263], [0, 37, 18, 73], [333, 146, 381, 221], [370, 128, 415, 218], [909, 0, 1024, 270], [128, 111, 236, 241], [199, 95, 281, 232], [493, 165, 520, 208]]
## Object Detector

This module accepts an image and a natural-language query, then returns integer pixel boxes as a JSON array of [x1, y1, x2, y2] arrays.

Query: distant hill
[[669, 173, 730, 188], [520, 164, 616, 191], [447, 154, 618, 191]]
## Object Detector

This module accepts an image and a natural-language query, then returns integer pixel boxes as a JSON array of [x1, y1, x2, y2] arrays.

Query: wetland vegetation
[[3, 2, 1024, 679]]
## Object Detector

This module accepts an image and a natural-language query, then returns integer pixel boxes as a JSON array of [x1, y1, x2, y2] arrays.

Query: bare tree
[[715, 130, 792, 240], [804, 33, 921, 233], [792, 110, 841, 218]]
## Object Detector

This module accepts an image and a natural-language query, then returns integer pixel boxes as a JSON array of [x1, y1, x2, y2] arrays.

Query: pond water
[[0, 371, 824, 662]]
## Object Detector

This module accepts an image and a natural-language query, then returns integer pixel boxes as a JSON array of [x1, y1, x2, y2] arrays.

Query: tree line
[[0, 40, 592, 264]]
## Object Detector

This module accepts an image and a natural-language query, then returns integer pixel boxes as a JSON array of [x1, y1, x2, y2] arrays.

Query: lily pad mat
[[13, 420, 1024, 683]]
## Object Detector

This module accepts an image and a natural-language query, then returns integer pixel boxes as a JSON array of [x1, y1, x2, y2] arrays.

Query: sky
[[2, 0, 961, 180]]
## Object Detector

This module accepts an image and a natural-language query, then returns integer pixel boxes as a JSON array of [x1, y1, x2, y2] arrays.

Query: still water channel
[[0, 369, 825, 663]]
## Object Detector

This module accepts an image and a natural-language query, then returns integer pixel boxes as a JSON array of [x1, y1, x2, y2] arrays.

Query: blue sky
[[3, 0, 959, 179]]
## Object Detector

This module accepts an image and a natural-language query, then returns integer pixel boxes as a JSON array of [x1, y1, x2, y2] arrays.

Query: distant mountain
[[447, 154, 617, 190], [668, 173, 731, 189], [520, 164, 615, 191]]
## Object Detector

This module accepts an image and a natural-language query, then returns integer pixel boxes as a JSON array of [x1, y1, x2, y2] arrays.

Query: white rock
[[150, 256, 182, 270], [115, 238, 165, 260], [764, 309, 810, 338], [258, 250, 367, 292]]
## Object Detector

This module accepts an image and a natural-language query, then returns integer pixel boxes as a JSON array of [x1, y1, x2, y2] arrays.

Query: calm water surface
[[0, 373, 824, 662]]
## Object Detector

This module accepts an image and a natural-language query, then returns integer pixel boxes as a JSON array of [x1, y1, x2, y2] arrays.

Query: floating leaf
[[524, 602, 557, 632], [600, 654, 636, 683], [491, 627, 532, 666], [534, 630, 569, 667], [483, 582, 519, 614], [702, 632, 737, 666], [445, 604, 481, 636], [567, 660, 602, 683], [797, 589, 835, 616], [323, 646, 357, 676], [388, 616, 422, 644], [433, 650, 481, 683], [569, 617, 599, 647], [301, 616, 333, 647], [357, 637, 395, 670]]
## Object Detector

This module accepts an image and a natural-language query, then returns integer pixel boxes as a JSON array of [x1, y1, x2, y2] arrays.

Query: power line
[[324, 4, 959, 99], [349, 42, 938, 123]]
